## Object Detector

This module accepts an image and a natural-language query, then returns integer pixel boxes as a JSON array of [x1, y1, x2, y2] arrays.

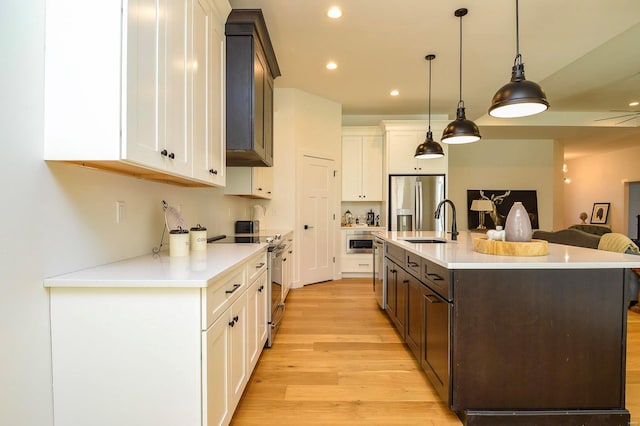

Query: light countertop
[[374, 230, 640, 270], [44, 244, 267, 288]]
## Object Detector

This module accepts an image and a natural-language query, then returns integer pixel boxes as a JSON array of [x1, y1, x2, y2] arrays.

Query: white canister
[[169, 228, 190, 257], [190, 224, 207, 251]]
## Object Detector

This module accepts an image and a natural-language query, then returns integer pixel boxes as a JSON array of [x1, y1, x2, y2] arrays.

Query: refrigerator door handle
[[416, 181, 423, 230]]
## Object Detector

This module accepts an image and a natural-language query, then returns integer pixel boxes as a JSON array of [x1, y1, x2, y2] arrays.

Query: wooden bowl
[[473, 237, 548, 256]]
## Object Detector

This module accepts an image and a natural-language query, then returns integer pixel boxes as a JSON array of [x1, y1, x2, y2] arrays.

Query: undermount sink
[[399, 237, 448, 244]]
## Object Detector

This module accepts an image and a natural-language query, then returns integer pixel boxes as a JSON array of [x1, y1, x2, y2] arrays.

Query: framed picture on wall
[[590, 202, 610, 224]]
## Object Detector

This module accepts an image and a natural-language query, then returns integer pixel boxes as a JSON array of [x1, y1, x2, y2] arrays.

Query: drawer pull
[[255, 262, 265, 268], [407, 261, 419, 267], [425, 294, 442, 304], [358, 263, 369, 266], [426, 273, 443, 281], [225, 284, 241, 294], [228, 319, 235, 327], [258, 285, 264, 292], [233, 315, 239, 322]]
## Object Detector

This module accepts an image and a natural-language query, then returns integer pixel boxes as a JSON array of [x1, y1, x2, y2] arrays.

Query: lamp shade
[[443, 8, 481, 145], [441, 107, 481, 144], [415, 130, 444, 159], [488, 64, 549, 118], [470, 199, 493, 212]]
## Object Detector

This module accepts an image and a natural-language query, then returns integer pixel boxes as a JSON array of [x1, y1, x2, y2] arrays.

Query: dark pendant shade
[[415, 130, 444, 159], [442, 106, 481, 144], [414, 54, 445, 159], [489, 63, 549, 118], [442, 8, 481, 145], [488, 0, 549, 118]]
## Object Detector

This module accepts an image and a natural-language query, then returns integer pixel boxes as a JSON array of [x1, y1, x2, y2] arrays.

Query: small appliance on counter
[[366, 209, 375, 226], [235, 220, 259, 234]]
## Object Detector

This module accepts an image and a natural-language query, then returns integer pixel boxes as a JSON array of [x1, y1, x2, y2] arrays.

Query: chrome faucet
[[434, 199, 458, 241]]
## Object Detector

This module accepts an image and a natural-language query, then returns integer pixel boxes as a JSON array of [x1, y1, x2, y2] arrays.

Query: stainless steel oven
[[267, 243, 285, 347], [346, 230, 373, 254]]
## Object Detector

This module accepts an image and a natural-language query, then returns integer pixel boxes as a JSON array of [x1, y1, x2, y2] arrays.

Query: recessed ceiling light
[[327, 6, 342, 19], [326, 61, 338, 70], [629, 101, 639, 107], [390, 90, 399, 96]]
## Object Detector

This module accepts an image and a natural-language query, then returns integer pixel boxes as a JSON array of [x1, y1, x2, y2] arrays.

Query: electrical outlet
[[116, 201, 126, 224]]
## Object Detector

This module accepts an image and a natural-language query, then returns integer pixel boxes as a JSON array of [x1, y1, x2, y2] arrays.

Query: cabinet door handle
[[427, 273, 443, 281], [425, 294, 442, 304], [160, 149, 168, 157], [407, 261, 419, 267], [233, 315, 239, 322], [209, 169, 218, 175], [256, 262, 265, 268], [257, 187, 263, 191], [228, 319, 235, 327], [225, 284, 241, 294], [258, 285, 264, 292], [168, 152, 175, 159]]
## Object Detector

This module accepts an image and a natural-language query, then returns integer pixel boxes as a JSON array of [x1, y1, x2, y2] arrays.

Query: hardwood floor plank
[[231, 278, 640, 425]]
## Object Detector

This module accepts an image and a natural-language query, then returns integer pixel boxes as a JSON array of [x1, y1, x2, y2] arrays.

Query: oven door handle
[[271, 303, 286, 329]]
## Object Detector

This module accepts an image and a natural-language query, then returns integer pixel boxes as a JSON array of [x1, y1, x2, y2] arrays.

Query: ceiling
[[228, 0, 640, 159]]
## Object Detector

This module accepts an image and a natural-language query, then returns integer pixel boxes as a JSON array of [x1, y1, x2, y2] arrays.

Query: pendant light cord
[[428, 58, 432, 130], [515, 0, 520, 56], [514, 0, 522, 66], [458, 12, 463, 107]]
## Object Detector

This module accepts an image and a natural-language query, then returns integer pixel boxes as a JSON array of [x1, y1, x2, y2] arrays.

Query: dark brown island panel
[[384, 241, 631, 426]]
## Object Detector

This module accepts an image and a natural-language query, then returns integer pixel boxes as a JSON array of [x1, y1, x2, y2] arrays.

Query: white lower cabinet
[[247, 269, 268, 373], [49, 248, 268, 426]]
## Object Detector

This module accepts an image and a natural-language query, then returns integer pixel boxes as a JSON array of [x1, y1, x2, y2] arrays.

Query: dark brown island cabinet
[[225, 9, 280, 167], [384, 241, 633, 426]]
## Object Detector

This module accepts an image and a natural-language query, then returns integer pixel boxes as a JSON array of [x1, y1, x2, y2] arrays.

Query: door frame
[[295, 151, 340, 286]]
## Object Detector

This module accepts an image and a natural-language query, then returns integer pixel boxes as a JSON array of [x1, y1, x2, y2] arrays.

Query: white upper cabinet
[[44, 0, 231, 187], [382, 121, 448, 175], [192, 0, 227, 186], [224, 167, 273, 199], [342, 127, 383, 201]]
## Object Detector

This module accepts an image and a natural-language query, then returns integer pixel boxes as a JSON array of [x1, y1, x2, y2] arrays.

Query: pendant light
[[415, 54, 445, 159], [442, 8, 481, 144], [488, 0, 549, 118]]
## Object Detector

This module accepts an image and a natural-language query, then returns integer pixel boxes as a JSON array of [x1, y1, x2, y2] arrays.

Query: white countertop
[[374, 230, 640, 269], [44, 244, 267, 288]]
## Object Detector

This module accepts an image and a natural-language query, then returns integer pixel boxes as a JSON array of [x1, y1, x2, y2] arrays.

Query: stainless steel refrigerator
[[388, 175, 446, 232]]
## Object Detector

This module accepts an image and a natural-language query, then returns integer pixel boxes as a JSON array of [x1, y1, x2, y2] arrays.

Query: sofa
[[532, 228, 640, 311]]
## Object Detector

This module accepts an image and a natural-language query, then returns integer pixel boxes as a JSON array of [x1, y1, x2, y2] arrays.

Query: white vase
[[504, 202, 532, 242]]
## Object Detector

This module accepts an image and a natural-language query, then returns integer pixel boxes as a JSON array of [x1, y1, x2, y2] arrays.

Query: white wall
[[273, 88, 342, 285], [564, 145, 640, 233], [0, 2, 250, 424], [448, 139, 559, 231]]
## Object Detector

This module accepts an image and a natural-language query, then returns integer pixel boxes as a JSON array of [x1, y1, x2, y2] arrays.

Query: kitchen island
[[374, 230, 640, 426]]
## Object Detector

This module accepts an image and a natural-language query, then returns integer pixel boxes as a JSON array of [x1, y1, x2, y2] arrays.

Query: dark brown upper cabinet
[[225, 9, 280, 167]]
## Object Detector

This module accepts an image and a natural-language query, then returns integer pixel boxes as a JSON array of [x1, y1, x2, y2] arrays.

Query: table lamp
[[471, 199, 493, 229]]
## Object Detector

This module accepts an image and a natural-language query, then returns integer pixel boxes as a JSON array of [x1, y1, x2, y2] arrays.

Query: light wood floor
[[232, 278, 640, 425]]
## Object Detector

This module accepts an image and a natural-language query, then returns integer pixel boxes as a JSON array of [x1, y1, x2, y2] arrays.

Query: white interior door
[[300, 155, 335, 285]]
